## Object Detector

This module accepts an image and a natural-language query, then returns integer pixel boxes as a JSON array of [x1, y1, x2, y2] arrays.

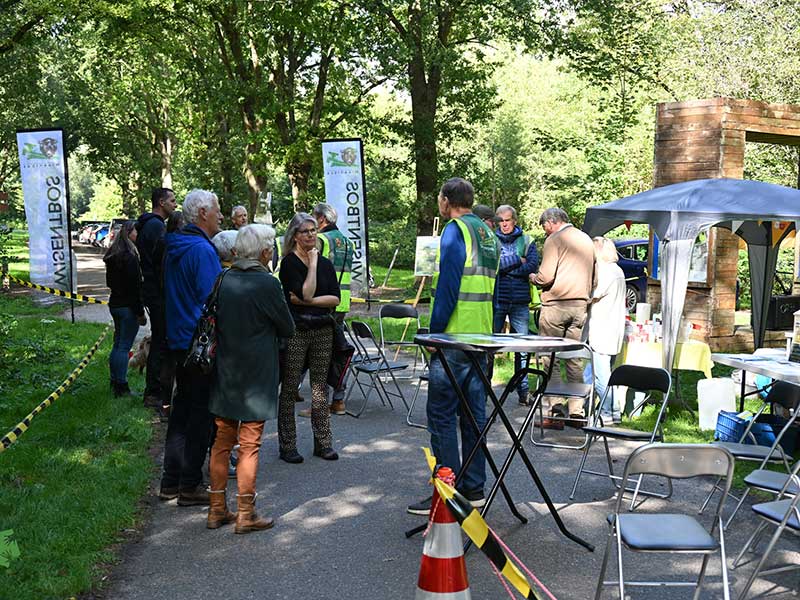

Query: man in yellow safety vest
[[312, 203, 353, 415], [407, 177, 499, 515]]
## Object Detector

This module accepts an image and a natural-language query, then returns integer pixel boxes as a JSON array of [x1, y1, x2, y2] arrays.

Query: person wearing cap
[[492, 205, 539, 405], [473, 204, 499, 230]]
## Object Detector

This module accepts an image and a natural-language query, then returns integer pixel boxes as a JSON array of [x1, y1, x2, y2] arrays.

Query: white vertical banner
[[321, 138, 369, 298], [16, 129, 73, 291]]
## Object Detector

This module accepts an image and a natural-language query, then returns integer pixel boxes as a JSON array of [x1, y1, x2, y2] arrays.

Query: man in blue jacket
[[135, 188, 176, 408], [493, 204, 539, 405], [159, 189, 222, 506]]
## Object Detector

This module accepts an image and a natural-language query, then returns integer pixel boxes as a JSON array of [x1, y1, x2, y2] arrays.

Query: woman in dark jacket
[[278, 212, 340, 464], [104, 220, 146, 397], [207, 224, 295, 533]]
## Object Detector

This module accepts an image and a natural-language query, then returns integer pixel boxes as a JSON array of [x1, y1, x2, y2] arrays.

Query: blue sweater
[[429, 221, 466, 334], [163, 224, 222, 350], [494, 227, 539, 305]]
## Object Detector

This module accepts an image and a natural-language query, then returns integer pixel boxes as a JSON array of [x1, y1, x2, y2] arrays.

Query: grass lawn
[[0, 292, 152, 600], [2, 229, 31, 279]]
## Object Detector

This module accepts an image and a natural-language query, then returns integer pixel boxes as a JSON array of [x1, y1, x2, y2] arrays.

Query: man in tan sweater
[[530, 207, 595, 422]]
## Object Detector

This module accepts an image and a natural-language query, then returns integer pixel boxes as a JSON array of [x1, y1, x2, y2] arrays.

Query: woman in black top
[[104, 220, 147, 397], [278, 212, 340, 463]]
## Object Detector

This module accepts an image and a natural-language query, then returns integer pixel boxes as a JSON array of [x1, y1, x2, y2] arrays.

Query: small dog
[[128, 335, 151, 374]]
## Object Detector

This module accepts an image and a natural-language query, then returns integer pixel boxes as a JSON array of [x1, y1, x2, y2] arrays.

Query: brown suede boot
[[207, 490, 237, 529], [235, 494, 274, 534]]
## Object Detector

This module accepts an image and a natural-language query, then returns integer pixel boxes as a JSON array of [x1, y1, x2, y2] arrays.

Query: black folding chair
[[732, 459, 800, 600], [699, 381, 800, 528], [405, 327, 430, 429], [570, 365, 673, 505], [596, 443, 734, 599], [344, 320, 409, 418]]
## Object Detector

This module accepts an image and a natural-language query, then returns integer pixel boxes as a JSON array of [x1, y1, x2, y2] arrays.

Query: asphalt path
[[59, 245, 799, 599]]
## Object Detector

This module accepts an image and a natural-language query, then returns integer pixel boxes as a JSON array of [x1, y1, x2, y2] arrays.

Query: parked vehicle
[[614, 238, 648, 312], [92, 225, 109, 247]]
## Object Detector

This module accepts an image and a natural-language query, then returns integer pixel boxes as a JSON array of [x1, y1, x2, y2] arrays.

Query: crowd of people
[[103, 179, 626, 532]]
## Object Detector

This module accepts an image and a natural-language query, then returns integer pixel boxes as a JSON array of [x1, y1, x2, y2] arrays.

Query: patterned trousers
[[278, 325, 334, 452]]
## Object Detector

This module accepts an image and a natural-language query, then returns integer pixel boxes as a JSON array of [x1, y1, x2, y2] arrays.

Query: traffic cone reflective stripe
[[415, 467, 471, 599]]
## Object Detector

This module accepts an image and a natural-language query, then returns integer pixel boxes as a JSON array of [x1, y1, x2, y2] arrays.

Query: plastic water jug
[[697, 378, 737, 431]]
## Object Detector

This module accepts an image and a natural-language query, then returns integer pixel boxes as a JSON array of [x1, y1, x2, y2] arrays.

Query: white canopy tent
[[583, 178, 800, 374]]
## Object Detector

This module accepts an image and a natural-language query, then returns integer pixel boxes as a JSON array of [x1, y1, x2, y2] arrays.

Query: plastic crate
[[715, 411, 799, 453], [715, 411, 748, 443]]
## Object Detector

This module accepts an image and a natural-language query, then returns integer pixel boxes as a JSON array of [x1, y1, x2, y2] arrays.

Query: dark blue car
[[614, 239, 648, 312]]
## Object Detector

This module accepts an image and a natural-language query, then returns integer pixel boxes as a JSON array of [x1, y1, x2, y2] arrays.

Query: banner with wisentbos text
[[321, 138, 369, 298], [16, 129, 73, 290]]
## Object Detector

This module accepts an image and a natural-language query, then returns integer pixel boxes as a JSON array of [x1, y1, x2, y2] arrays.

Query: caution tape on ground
[[433, 477, 547, 600], [3, 272, 108, 305], [351, 296, 430, 305], [0, 325, 111, 453]]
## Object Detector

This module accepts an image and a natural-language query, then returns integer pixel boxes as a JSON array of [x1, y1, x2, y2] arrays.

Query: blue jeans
[[427, 349, 487, 494], [583, 351, 619, 420], [109, 306, 140, 384], [493, 302, 530, 400]]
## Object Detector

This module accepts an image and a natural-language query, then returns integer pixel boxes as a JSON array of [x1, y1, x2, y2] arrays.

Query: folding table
[[407, 332, 594, 552], [712, 349, 800, 411]]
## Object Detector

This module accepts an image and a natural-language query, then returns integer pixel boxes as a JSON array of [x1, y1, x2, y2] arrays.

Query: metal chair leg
[[699, 477, 722, 514], [719, 521, 730, 600], [594, 523, 614, 600], [569, 434, 595, 499], [615, 524, 625, 600], [733, 521, 768, 568], [406, 377, 427, 429], [694, 553, 711, 600], [724, 487, 750, 530], [735, 523, 786, 600]]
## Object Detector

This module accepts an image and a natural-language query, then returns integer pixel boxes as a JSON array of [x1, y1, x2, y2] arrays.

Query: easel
[[393, 218, 439, 361]]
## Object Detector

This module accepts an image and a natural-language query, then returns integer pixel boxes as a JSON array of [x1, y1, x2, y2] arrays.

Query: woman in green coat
[[207, 224, 295, 534]]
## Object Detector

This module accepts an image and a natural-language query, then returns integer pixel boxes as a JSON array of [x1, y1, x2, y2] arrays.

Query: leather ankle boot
[[235, 494, 274, 534], [207, 490, 237, 529]]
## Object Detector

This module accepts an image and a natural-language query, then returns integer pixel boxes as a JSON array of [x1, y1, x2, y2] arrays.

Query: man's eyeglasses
[[297, 228, 317, 235]]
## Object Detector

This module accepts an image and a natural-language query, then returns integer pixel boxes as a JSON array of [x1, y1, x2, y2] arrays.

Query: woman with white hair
[[583, 236, 626, 423], [207, 224, 295, 533], [277, 212, 341, 463], [212, 230, 238, 266]]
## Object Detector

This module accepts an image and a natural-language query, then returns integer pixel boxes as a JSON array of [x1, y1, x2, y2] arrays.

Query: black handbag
[[185, 268, 229, 374]]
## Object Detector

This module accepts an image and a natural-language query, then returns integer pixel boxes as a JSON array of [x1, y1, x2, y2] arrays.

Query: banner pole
[[62, 130, 75, 324]]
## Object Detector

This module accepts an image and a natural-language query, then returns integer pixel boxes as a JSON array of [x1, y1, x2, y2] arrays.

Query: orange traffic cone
[[415, 467, 471, 599]]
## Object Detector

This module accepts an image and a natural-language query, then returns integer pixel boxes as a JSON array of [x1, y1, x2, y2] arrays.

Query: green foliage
[[0, 299, 152, 600]]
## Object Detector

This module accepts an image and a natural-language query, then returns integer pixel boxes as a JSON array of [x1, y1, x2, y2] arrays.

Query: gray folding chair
[[570, 365, 673, 504], [530, 345, 594, 450], [378, 303, 422, 373], [732, 460, 800, 600], [344, 320, 409, 418], [699, 381, 800, 528], [596, 443, 734, 600]]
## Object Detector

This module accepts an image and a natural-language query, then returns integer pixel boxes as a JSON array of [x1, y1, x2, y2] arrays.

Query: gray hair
[[312, 203, 337, 225], [231, 205, 247, 218], [496, 205, 517, 220], [538, 207, 569, 227], [183, 189, 218, 224], [283, 212, 317, 256], [212, 230, 237, 263], [235, 224, 275, 260]]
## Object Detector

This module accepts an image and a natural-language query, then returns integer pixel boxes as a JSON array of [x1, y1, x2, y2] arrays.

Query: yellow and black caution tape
[[423, 448, 551, 600], [351, 296, 430, 305], [0, 325, 111, 453], [3, 272, 108, 305]]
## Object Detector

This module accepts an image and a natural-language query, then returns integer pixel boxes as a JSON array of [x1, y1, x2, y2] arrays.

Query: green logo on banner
[[22, 137, 59, 160], [326, 147, 358, 168], [0, 530, 21, 568]]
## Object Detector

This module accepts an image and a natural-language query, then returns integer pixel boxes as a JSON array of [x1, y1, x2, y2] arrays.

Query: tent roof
[[583, 178, 800, 241]]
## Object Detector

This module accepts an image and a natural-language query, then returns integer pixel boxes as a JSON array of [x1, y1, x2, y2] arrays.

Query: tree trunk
[[408, 58, 440, 236], [159, 133, 173, 189], [288, 160, 312, 211]]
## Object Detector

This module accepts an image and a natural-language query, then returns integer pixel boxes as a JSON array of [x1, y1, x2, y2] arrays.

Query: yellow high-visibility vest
[[432, 213, 498, 334]]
